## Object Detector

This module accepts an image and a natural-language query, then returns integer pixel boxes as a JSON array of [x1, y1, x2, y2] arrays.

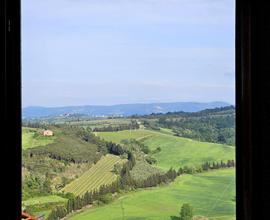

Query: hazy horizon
[[22, 100, 233, 109], [22, 0, 235, 108]]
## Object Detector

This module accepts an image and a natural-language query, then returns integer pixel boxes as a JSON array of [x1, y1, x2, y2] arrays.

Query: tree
[[180, 203, 193, 220], [113, 163, 122, 174], [42, 178, 52, 194]]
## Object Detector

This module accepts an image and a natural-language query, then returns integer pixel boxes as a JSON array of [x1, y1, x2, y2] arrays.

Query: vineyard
[[62, 154, 125, 196]]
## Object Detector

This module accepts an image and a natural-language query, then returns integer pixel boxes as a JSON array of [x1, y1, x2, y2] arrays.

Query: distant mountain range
[[22, 101, 232, 119]]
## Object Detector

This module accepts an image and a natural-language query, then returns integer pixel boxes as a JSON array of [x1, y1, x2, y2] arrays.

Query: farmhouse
[[42, 129, 53, 136]]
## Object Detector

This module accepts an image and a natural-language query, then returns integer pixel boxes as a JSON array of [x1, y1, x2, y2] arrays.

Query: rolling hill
[[22, 101, 230, 118], [25, 126, 102, 163], [22, 127, 57, 150], [67, 168, 235, 220], [97, 129, 235, 170]]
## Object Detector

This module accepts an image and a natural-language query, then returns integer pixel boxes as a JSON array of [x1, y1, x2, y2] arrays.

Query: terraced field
[[97, 129, 235, 170], [67, 169, 235, 220], [62, 154, 125, 196]]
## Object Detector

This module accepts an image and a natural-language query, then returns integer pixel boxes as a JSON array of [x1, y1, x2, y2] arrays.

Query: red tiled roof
[[21, 212, 38, 220]]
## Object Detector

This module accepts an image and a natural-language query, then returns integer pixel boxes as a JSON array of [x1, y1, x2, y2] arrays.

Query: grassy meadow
[[62, 154, 126, 196], [22, 127, 56, 150], [97, 129, 235, 170], [67, 168, 235, 220]]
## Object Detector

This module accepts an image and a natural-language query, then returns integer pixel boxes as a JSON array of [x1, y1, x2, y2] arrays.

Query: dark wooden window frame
[[4, 0, 270, 219]]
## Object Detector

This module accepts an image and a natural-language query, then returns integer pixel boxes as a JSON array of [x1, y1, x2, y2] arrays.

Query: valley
[[21, 106, 235, 220]]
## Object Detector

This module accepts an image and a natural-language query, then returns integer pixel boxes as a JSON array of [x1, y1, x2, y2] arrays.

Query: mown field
[[97, 129, 235, 170], [62, 154, 126, 196], [67, 168, 235, 220], [22, 127, 56, 150]]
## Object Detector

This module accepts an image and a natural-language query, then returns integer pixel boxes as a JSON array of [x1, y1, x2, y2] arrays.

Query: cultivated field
[[67, 168, 235, 220], [22, 195, 67, 207], [52, 118, 132, 128], [97, 129, 235, 170], [130, 160, 164, 181], [62, 154, 126, 196], [22, 127, 56, 150]]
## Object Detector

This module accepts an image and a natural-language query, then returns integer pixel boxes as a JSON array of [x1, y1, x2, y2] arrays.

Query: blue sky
[[22, 0, 235, 107]]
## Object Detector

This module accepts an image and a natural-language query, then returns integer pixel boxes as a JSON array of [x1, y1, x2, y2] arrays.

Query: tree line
[[177, 159, 235, 175], [132, 106, 235, 119], [92, 121, 139, 132], [47, 152, 177, 220], [143, 114, 235, 146]]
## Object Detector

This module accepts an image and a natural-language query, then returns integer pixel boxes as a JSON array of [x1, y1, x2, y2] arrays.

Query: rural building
[[21, 212, 39, 220], [42, 129, 53, 136]]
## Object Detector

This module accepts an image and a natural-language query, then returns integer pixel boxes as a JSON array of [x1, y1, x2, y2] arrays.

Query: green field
[[22, 127, 56, 150], [62, 154, 126, 196], [67, 168, 235, 220], [22, 195, 67, 206], [97, 129, 235, 170], [53, 118, 132, 128]]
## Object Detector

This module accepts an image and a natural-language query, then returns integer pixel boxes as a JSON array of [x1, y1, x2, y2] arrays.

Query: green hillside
[[62, 154, 126, 196], [22, 127, 56, 150], [67, 168, 235, 220], [130, 160, 164, 181], [22, 195, 68, 219], [97, 129, 235, 170], [25, 126, 102, 163]]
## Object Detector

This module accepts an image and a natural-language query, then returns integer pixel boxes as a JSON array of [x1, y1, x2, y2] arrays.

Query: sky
[[22, 0, 235, 108]]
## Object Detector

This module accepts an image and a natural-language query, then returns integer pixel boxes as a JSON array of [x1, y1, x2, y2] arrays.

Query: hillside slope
[[25, 126, 102, 163], [62, 154, 126, 196], [68, 169, 235, 220], [22, 127, 57, 150], [97, 129, 235, 170]]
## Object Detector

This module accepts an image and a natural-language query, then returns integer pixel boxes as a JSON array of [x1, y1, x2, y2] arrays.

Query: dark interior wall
[[251, 1, 270, 219], [237, 0, 270, 219], [3, 0, 21, 219]]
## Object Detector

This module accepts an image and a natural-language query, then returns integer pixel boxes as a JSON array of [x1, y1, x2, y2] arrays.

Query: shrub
[[99, 193, 113, 204]]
